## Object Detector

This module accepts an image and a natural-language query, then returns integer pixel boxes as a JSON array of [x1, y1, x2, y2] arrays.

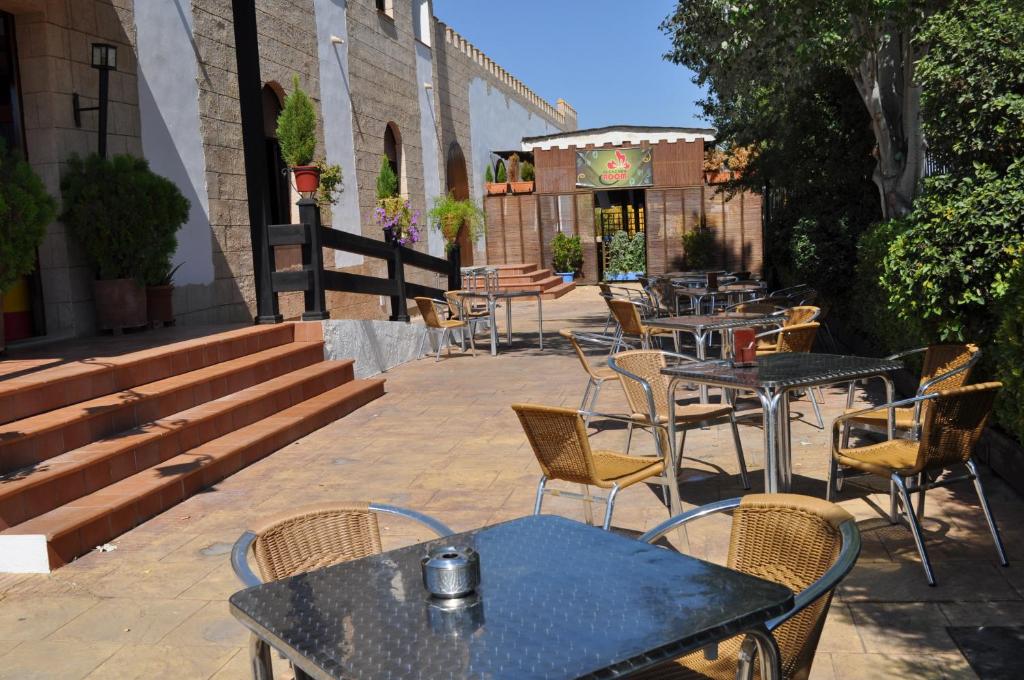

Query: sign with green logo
[[576, 148, 653, 188]]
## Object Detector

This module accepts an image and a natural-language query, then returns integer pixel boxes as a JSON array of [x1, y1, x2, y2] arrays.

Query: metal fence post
[[298, 198, 328, 320], [388, 243, 410, 322]]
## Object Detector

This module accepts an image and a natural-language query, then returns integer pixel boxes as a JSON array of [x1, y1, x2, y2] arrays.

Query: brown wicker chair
[[512, 403, 666, 529], [635, 494, 860, 680], [607, 297, 673, 351], [415, 296, 475, 361], [841, 343, 980, 441], [608, 350, 750, 490], [560, 329, 621, 420], [830, 382, 1007, 585], [231, 502, 452, 676]]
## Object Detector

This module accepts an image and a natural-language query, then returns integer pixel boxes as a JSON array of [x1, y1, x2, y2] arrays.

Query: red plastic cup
[[734, 327, 756, 364]]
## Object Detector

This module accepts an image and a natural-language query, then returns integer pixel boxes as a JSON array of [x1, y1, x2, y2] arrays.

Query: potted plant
[[552, 231, 582, 283], [484, 165, 504, 195], [510, 155, 533, 194], [625, 231, 646, 280], [277, 74, 319, 194], [681, 225, 717, 270], [513, 161, 535, 193], [428, 193, 485, 252], [61, 153, 189, 332], [315, 159, 343, 207], [491, 161, 509, 194], [605, 230, 630, 281], [146, 262, 182, 327], [374, 155, 420, 245], [0, 140, 56, 352]]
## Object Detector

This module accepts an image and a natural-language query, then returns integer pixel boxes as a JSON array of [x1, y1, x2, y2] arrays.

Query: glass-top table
[[662, 353, 902, 492], [456, 289, 544, 356], [229, 515, 793, 680]]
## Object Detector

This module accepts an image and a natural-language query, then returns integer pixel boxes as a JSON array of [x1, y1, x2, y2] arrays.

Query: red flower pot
[[292, 165, 321, 194]]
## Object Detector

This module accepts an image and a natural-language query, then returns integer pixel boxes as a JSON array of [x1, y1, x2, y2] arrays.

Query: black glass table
[[230, 515, 793, 680], [662, 353, 902, 492]]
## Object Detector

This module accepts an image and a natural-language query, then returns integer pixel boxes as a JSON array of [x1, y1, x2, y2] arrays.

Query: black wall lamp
[[73, 43, 117, 158]]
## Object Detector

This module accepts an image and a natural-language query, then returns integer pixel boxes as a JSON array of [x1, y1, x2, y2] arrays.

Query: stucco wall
[[416, 40, 444, 258]]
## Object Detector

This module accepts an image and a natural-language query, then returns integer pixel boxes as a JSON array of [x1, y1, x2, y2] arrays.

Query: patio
[[0, 285, 1020, 679]]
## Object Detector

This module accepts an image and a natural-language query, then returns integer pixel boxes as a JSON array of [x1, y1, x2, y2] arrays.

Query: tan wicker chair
[[841, 343, 980, 441], [415, 296, 475, 361], [231, 502, 452, 676], [607, 297, 673, 351], [560, 329, 621, 419], [754, 322, 824, 429], [608, 350, 750, 490], [512, 403, 666, 529], [636, 494, 860, 680], [830, 382, 1007, 585]]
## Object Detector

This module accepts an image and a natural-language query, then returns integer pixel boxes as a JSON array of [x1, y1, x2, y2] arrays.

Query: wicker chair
[[512, 403, 667, 529], [607, 297, 675, 352], [829, 382, 1007, 585], [635, 494, 860, 680], [841, 343, 980, 442], [608, 350, 750, 490], [415, 296, 475, 361], [231, 502, 453, 677], [754, 322, 824, 429], [560, 329, 621, 421]]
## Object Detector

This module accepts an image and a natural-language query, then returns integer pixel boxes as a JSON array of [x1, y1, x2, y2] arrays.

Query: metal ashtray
[[421, 545, 481, 599]]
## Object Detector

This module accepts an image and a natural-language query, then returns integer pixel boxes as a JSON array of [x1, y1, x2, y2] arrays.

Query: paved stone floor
[[1, 286, 1021, 679]]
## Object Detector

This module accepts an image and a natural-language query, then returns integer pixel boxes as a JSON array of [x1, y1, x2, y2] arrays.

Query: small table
[[662, 353, 902, 492], [458, 289, 544, 356], [645, 313, 781, 402], [230, 515, 793, 680]]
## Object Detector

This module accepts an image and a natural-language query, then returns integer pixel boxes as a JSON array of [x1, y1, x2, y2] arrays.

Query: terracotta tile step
[[0, 323, 296, 426], [0, 341, 325, 474], [462, 269, 554, 286], [485, 276, 565, 293], [487, 263, 538, 274], [0, 359, 355, 529], [0, 377, 385, 572], [541, 280, 577, 300]]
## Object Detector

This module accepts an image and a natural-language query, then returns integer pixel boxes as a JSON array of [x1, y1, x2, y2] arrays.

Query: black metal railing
[[268, 198, 461, 322]]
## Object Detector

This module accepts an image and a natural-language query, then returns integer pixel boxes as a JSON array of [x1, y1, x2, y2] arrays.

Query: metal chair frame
[[639, 497, 862, 680], [607, 350, 750, 491], [231, 503, 453, 680], [415, 297, 476, 362], [829, 391, 1008, 586], [561, 330, 635, 424], [753, 324, 827, 429]]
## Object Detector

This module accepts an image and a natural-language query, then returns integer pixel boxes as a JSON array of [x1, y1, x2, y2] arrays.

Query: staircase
[[0, 323, 384, 572], [464, 263, 575, 299]]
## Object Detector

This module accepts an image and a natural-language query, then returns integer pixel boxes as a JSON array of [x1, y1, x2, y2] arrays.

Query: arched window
[[445, 142, 474, 264], [383, 122, 402, 195]]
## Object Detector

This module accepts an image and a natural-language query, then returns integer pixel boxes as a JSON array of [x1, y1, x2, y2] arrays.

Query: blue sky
[[431, 0, 707, 130]]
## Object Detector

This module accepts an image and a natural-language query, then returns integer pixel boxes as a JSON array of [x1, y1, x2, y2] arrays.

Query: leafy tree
[[917, 0, 1024, 176], [375, 154, 398, 200], [662, 0, 945, 218], [276, 75, 317, 167], [0, 140, 55, 293], [993, 259, 1024, 442]]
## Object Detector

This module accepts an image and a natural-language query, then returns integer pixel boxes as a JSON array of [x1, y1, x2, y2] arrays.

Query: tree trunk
[[850, 26, 925, 220]]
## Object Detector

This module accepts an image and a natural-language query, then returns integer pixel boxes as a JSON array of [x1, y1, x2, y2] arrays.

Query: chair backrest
[[612, 350, 671, 418], [916, 382, 1000, 472], [920, 343, 979, 393], [512, 403, 598, 485], [733, 302, 784, 315], [727, 494, 853, 680], [248, 502, 384, 581], [776, 322, 819, 353], [784, 305, 820, 326], [415, 297, 442, 329], [559, 329, 614, 380], [608, 298, 647, 337], [443, 291, 464, 318]]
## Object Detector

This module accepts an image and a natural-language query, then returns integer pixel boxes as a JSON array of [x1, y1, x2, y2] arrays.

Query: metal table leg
[[664, 376, 684, 517], [738, 625, 783, 680], [757, 390, 782, 493], [506, 297, 513, 344], [694, 330, 709, 404], [249, 635, 272, 680], [488, 296, 498, 356], [537, 294, 544, 350], [778, 390, 793, 491]]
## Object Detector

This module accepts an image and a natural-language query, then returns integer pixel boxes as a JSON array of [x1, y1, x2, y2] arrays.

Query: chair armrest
[[885, 346, 928, 361], [638, 498, 741, 544], [231, 531, 262, 588], [831, 392, 939, 455], [578, 410, 644, 425], [917, 347, 982, 396], [368, 502, 454, 538]]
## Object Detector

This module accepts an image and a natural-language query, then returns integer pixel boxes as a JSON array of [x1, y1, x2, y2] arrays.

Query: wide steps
[[0, 324, 294, 426], [0, 360, 355, 530], [540, 280, 576, 299], [0, 340, 324, 474], [0, 377, 385, 572]]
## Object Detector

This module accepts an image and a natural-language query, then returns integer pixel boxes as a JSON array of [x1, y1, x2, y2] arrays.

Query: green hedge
[[993, 259, 1024, 442]]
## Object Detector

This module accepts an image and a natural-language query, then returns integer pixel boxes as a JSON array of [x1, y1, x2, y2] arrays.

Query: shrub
[[60, 153, 189, 283], [878, 161, 1024, 343], [375, 155, 398, 200], [485, 164, 494, 183], [315, 160, 343, 207], [605, 230, 631, 276], [993, 257, 1024, 442], [552, 232, 582, 274], [853, 218, 921, 354], [0, 139, 55, 293], [495, 161, 507, 183], [681, 227, 716, 270], [276, 75, 317, 167], [520, 161, 535, 182], [626, 232, 646, 273], [427, 193, 485, 251]]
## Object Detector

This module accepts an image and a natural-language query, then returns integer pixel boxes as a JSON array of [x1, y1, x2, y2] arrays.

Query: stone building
[[0, 0, 575, 342]]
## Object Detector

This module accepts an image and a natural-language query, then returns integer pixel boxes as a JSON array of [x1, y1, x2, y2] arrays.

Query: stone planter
[[94, 278, 147, 332], [146, 285, 175, 326]]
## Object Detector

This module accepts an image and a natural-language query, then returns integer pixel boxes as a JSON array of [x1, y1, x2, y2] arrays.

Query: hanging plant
[[428, 193, 485, 251], [374, 196, 420, 245]]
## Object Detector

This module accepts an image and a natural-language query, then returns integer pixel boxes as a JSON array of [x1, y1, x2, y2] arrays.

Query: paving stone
[[47, 598, 204, 644], [0, 639, 120, 680], [81, 643, 236, 680], [0, 596, 99, 641]]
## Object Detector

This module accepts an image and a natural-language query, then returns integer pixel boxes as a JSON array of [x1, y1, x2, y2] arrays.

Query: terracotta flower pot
[[485, 182, 509, 196], [291, 165, 321, 194], [146, 284, 175, 325], [94, 278, 147, 332], [510, 180, 534, 194]]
